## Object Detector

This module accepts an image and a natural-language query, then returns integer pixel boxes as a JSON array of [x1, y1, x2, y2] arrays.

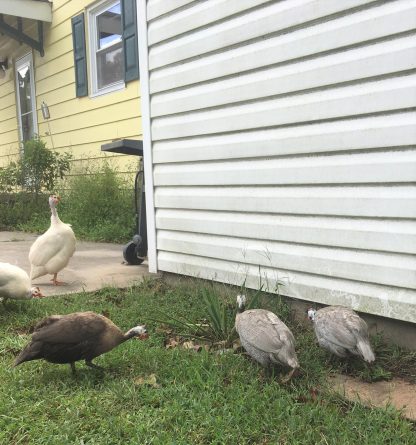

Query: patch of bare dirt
[[329, 374, 416, 420]]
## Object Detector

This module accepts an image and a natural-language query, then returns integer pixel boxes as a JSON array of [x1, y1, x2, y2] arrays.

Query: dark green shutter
[[121, 0, 139, 82], [71, 13, 88, 97]]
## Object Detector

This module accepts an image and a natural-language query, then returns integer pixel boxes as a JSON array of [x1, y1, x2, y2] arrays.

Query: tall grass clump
[[59, 162, 136, 242], [148, 281, 292, 348]]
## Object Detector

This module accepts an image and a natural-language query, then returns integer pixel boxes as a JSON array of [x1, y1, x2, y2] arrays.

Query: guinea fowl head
[[307, 308, 316, 322], [125, 325, 148, 340], [30, 286, 43, 298], [48, 194, 60, 207], [236, 294, 246, 312]]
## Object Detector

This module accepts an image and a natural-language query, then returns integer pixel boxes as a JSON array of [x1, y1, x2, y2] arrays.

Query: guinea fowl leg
[[50, 273, 66, 286], [85, 360, 104, 371], [70, 362, 76, 374]]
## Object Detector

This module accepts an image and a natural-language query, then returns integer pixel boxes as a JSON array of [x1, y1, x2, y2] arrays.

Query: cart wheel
[[123, 241, 144, 265]]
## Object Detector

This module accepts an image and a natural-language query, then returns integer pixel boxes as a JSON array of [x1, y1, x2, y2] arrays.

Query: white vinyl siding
[[145, 0, 416, 323]]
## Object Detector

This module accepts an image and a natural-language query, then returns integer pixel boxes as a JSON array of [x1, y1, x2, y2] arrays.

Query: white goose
[[29, 194, 76, 286], [0, 262, 43, 302]]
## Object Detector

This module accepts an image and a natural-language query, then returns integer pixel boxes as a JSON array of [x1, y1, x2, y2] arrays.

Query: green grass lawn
[[0, 279, 415, 444]]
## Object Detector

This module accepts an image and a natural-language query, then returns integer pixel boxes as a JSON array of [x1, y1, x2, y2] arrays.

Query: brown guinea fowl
[[14, 311, 148, 373], [235, 295, 299, 381], [307, 306, 375, 363]]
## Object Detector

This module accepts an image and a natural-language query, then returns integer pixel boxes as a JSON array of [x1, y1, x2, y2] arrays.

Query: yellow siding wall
[[0, 33, 22, 168], [0, 0, 141, 178]]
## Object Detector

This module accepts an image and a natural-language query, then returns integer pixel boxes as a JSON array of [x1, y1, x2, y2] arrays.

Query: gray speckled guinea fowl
[[307, 306, 375, 363], [235, 295, 299, 380]]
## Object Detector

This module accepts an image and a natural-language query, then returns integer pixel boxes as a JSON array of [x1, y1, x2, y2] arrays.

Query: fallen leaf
[[133, 373, 160, 388], [165, 337, 180, 349], [215, 348, 234, 355], [182, 341, 203, 352]]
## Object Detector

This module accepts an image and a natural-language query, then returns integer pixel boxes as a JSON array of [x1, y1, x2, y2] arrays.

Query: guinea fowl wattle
[[0, 262, 43, 303], [14, 311, 148, 373], [29, 194, 76, 286], [308, 306, 375, 363], [235, 294, 299, 381]]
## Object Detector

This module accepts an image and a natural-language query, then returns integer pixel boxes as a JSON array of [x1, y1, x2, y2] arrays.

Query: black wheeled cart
[[101, 139, 147, 265]]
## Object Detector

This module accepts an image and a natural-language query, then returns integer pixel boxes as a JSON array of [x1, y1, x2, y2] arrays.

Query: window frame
[[15, 52, 38, 147], [87, 0, 125, 97]]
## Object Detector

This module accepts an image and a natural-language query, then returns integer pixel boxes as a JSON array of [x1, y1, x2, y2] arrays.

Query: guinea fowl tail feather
[[14, 353, 27, 367], [14, 343, 41, 367], [357, 339, 375, 363]]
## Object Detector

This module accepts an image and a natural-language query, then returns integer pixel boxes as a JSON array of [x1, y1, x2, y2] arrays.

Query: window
[[15, 53, 38, 143], [72, 0, 138, 98], [88, 0, 124, 95]]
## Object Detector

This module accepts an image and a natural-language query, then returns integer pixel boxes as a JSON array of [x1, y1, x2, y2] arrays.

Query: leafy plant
[[0, 136, 72, 199], [0, 165, 18, 193], [0, 192, 49, 230], [149, 285, 264, 347]]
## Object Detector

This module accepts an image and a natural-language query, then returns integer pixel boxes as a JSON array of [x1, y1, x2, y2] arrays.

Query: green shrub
[[57, 163, 136, 242], [0, 137, 72, 230], [0, 136, 72, 200], [1, 149, 136, 242], [0, 192, 49, 230]]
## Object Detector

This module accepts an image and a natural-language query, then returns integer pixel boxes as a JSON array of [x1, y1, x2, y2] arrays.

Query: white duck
[[29, 194, 76, 285], [307, 306, 375, 363], [0, 262, 43, 303], [235, 294, 299, 381]]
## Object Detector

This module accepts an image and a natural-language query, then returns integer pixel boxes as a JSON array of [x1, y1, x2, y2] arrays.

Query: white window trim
[[88, 0, 125, 97], [15, 52, 38, 148]]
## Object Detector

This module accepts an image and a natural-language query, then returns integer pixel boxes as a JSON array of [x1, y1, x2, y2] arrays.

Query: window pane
[[97, 42, 123, 89], [97, 3, 122, 49], [17, 64, 32, 115], [21, 112, 34, 141]]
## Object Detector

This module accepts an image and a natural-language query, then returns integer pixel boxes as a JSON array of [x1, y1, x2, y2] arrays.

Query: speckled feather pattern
[[236, 309, 298, 369], [313, 306, 375, 362]]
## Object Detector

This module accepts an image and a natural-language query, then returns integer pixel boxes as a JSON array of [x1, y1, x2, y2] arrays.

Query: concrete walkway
[[330, 374, 416, 421], [0, 231, 153, 297]]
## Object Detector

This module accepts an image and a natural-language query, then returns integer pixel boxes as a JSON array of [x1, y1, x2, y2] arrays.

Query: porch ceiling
[[0, 1, 52, 57], [0, 0, 52, 23]]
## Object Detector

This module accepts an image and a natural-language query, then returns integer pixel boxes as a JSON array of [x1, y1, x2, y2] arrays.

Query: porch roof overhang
[[0, 0, 52, 23], [0, 0, 52, 57]]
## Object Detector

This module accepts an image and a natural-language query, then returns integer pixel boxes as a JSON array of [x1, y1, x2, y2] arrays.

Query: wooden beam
[[0, 16, 44, 55]]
